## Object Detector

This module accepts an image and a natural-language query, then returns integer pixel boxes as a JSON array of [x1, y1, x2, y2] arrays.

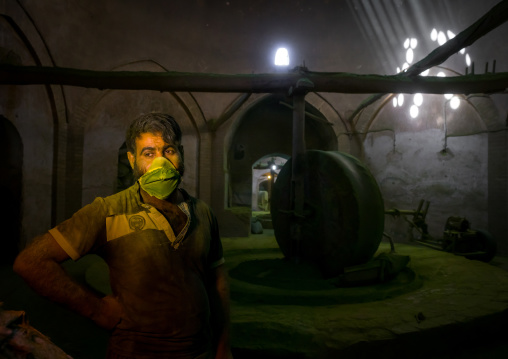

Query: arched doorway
[[252, 154, 288, 212], [227, 93, 337, 209], [0, 116, 23, 265]]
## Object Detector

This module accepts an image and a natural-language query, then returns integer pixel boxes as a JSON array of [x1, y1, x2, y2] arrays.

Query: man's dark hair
[[126, 113, 182, 154]]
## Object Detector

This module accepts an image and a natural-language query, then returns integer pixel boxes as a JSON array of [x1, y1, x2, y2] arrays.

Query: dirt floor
[[1, 231, 508, 358]]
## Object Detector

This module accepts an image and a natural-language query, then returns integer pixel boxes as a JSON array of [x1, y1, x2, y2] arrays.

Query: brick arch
[[352, 92, 501, 160], [222, 93, 338, 209], [0, 4, 67, 241], [223, 91, 342, 170], [69, 60, 207, 214]]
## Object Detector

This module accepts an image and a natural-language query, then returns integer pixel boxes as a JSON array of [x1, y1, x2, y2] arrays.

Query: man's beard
[[132, 159, 185, 181], [132, 164, 144, 181]]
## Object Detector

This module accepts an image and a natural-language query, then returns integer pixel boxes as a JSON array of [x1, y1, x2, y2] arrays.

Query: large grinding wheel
[[270, 150, 385, 277]]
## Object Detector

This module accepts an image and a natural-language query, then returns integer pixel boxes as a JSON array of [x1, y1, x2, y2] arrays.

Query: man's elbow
[[213, 265, 230, 294], [13, 232, 68, 277], [13, 238, 42, 278], [13, 249, 33, 277]]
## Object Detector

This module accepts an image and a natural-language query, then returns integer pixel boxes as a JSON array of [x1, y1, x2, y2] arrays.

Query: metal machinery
[[385, 199, 497, 262]]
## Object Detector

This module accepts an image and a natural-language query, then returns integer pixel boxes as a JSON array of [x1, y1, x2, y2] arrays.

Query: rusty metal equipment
[[385, 199, 497, 262]]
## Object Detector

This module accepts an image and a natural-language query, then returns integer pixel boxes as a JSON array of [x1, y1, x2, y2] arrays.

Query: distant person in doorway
[[14, 113, 232, 359]]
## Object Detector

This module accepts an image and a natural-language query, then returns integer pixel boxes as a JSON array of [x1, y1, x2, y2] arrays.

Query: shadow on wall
[[116, 142, 135, 193], [0, 116, 22, 265]]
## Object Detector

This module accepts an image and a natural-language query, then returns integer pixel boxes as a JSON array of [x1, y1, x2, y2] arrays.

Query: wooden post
[[289, 76, 314, 262]]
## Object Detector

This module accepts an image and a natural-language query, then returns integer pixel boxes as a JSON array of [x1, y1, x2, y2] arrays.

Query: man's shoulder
[[179, 189, 214, 215], [180, 188, 206, 206], [100, 183, 141, 214]]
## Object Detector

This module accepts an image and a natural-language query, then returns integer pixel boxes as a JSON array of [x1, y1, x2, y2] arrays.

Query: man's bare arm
[[13, 233, 122, 329], [208, 264, 233, 359]]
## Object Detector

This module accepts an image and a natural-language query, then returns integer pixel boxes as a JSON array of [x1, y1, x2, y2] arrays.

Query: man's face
[[127, 132, 184, 180]]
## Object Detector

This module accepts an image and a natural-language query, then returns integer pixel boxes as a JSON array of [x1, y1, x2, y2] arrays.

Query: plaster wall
[[363, 93, 494, 248], [0, 14, 56, 247], [367, 130, 488, 238], [16, 0, 377, 74]]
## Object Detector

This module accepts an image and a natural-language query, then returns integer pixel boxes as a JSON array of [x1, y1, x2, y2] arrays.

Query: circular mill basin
[[224, 236, 508, 359]]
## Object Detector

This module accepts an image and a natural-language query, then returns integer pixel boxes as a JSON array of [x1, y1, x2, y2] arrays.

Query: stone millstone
[[270, 150, 385, 277]]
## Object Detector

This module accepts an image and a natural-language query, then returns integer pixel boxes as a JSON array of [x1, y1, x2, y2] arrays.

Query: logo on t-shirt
[[129, 215, 146, 231]]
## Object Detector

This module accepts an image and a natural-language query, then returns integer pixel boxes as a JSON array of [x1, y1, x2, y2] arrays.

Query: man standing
[[14, 113, 232, 359]]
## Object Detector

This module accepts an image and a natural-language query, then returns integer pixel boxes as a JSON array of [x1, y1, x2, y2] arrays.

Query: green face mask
[[138, 157, 182, 199]]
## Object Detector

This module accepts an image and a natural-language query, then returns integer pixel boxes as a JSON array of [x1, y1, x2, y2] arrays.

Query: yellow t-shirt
[[50, 183, 224, 357]]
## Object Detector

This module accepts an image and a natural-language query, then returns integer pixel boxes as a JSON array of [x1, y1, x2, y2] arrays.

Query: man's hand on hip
[[91, 295, 124, 330]]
